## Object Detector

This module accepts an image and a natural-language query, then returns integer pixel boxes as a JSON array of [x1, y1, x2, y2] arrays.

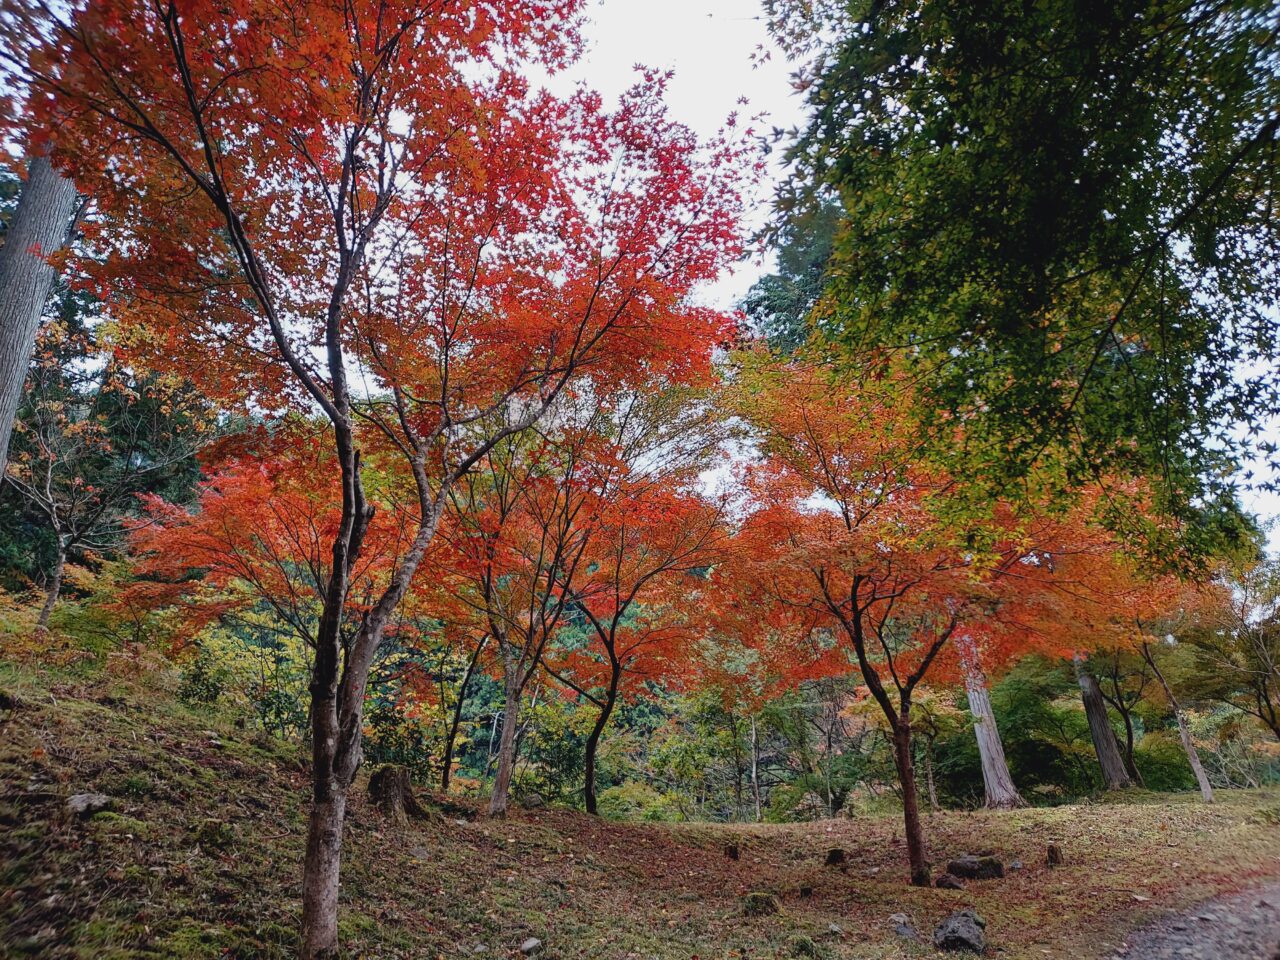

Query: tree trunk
[[441, 635, 485, 792], [750, 715, 762, 822], [488, 660, 521, 818], [300, 789, 346, 960], [1116, 704, 1145, 786], [923, 735, 938, 812], [1142, 643, 1213, 803], [583, 678, 618, 816], [369, 765, 426, 824], [890, 716, 931, 886], [964, 662, 1026, 809], [1074, 654, 1134, 791], [36, 544, 66, 630], [0, 156, 79, 479]]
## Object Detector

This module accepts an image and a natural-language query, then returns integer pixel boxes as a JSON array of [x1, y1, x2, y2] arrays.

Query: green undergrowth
[[2, 660, 1279, 960]]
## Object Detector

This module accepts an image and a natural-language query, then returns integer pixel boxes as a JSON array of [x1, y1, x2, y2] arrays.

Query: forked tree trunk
[[890, 717, 932, 887], [583, 673, 619, 816], [35, 544, 66, 630], [1074, 654, 1134, 791], [963, 661, 1026, 809], [488, 660, 521, 818], [1142, 642, 1213, 803], [0, 156, 79, 479]]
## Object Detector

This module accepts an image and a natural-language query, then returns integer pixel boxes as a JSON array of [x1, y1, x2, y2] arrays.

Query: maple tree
[[538, 389, 727, 814], [436, 386, 726, 815], [11, 0, 750, 950], [716, 352, 1139, 885]]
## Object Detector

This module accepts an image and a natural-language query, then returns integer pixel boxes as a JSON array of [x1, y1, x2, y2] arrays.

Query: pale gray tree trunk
[[488, 651, 521, 818], [0, 156, 79, 478], [963, 659, 1026, 809], [1074, 654, 1134, 790], [1142, 642, 1213, 803]]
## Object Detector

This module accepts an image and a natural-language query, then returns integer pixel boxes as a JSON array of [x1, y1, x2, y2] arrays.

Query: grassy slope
[[2, 661, 1279, 960]]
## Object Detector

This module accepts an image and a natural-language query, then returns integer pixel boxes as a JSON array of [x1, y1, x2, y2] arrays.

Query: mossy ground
[[2, 660, 1278, 959]]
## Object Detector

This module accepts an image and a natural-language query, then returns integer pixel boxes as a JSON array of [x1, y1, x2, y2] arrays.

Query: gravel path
[[1113, 882, 1280, 960]]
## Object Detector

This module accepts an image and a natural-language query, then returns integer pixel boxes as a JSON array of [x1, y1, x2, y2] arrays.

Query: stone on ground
[[933, 908, 987, 953]]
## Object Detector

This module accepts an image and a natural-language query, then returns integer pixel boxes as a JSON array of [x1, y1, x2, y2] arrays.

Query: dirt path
[[1113, 882, 1280, 960]]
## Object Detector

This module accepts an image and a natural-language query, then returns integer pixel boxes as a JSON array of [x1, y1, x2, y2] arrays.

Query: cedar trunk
[[0, 156, 79, 479], [1074, 655, 1134, 791], [964, 663, 1026, 809]]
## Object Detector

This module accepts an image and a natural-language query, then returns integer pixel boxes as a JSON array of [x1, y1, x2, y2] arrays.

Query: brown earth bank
[[2, 661, 1279, 960]]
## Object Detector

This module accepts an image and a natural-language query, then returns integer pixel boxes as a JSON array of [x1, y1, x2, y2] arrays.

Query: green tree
[[775, 0, 1280, 515]]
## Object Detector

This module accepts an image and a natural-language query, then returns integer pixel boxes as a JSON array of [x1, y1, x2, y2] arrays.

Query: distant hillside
[[2, 661, 1279, 960]]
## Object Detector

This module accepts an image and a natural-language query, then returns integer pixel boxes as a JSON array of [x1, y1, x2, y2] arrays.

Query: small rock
[[65, 793, 114, 818], [948, 854, 1005, 880], [741, 892, 781, 917], [519, 937, 542, 955], [472, 946, 487, 954], [935, 873, 965, 890], [1008, 860, 1024, 871], [889, 912, 918, 939], [933, 908, 987, 953], [521, 792, 546, 810], [826, 922, 843, 937]]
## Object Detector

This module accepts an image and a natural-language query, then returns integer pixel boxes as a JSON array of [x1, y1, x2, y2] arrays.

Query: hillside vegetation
[[3, 661, 1278, 960]]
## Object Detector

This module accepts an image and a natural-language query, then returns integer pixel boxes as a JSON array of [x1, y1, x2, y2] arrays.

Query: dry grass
[[2, 661, 1278, 959]]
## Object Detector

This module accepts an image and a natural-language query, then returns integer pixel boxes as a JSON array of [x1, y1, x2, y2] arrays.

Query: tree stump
[[724, 842, 740, 860], [1046, 842, 1064, 867], [369, 765, 427, 825], [824, 847, 846, 867]]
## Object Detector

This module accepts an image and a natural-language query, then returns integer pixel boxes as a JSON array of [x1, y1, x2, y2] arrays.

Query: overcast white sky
[[568, 0, 1280, 548]]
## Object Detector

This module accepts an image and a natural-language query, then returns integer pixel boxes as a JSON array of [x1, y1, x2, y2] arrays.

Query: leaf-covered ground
[[2, 661, 1279, 960]]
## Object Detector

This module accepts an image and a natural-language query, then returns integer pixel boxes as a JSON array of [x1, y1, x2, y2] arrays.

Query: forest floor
[[3, 658, 1280, 960]]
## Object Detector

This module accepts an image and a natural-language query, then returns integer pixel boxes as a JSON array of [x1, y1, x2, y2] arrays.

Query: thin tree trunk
[[1074, 654, 1134, 791], [964, 661, 1026, 809], [750, 715, 762, 822], [890, 716, 931, 887], [1116, 704, 1144, 786], [441, 635, 486, 793], [488, 659, 521, 818], [923, 736, 938, 812], [583, 677, 618, 816], [1142, 642, 1214, 803], [35, 544, 65, 629], [0, 156, 79, 479]]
